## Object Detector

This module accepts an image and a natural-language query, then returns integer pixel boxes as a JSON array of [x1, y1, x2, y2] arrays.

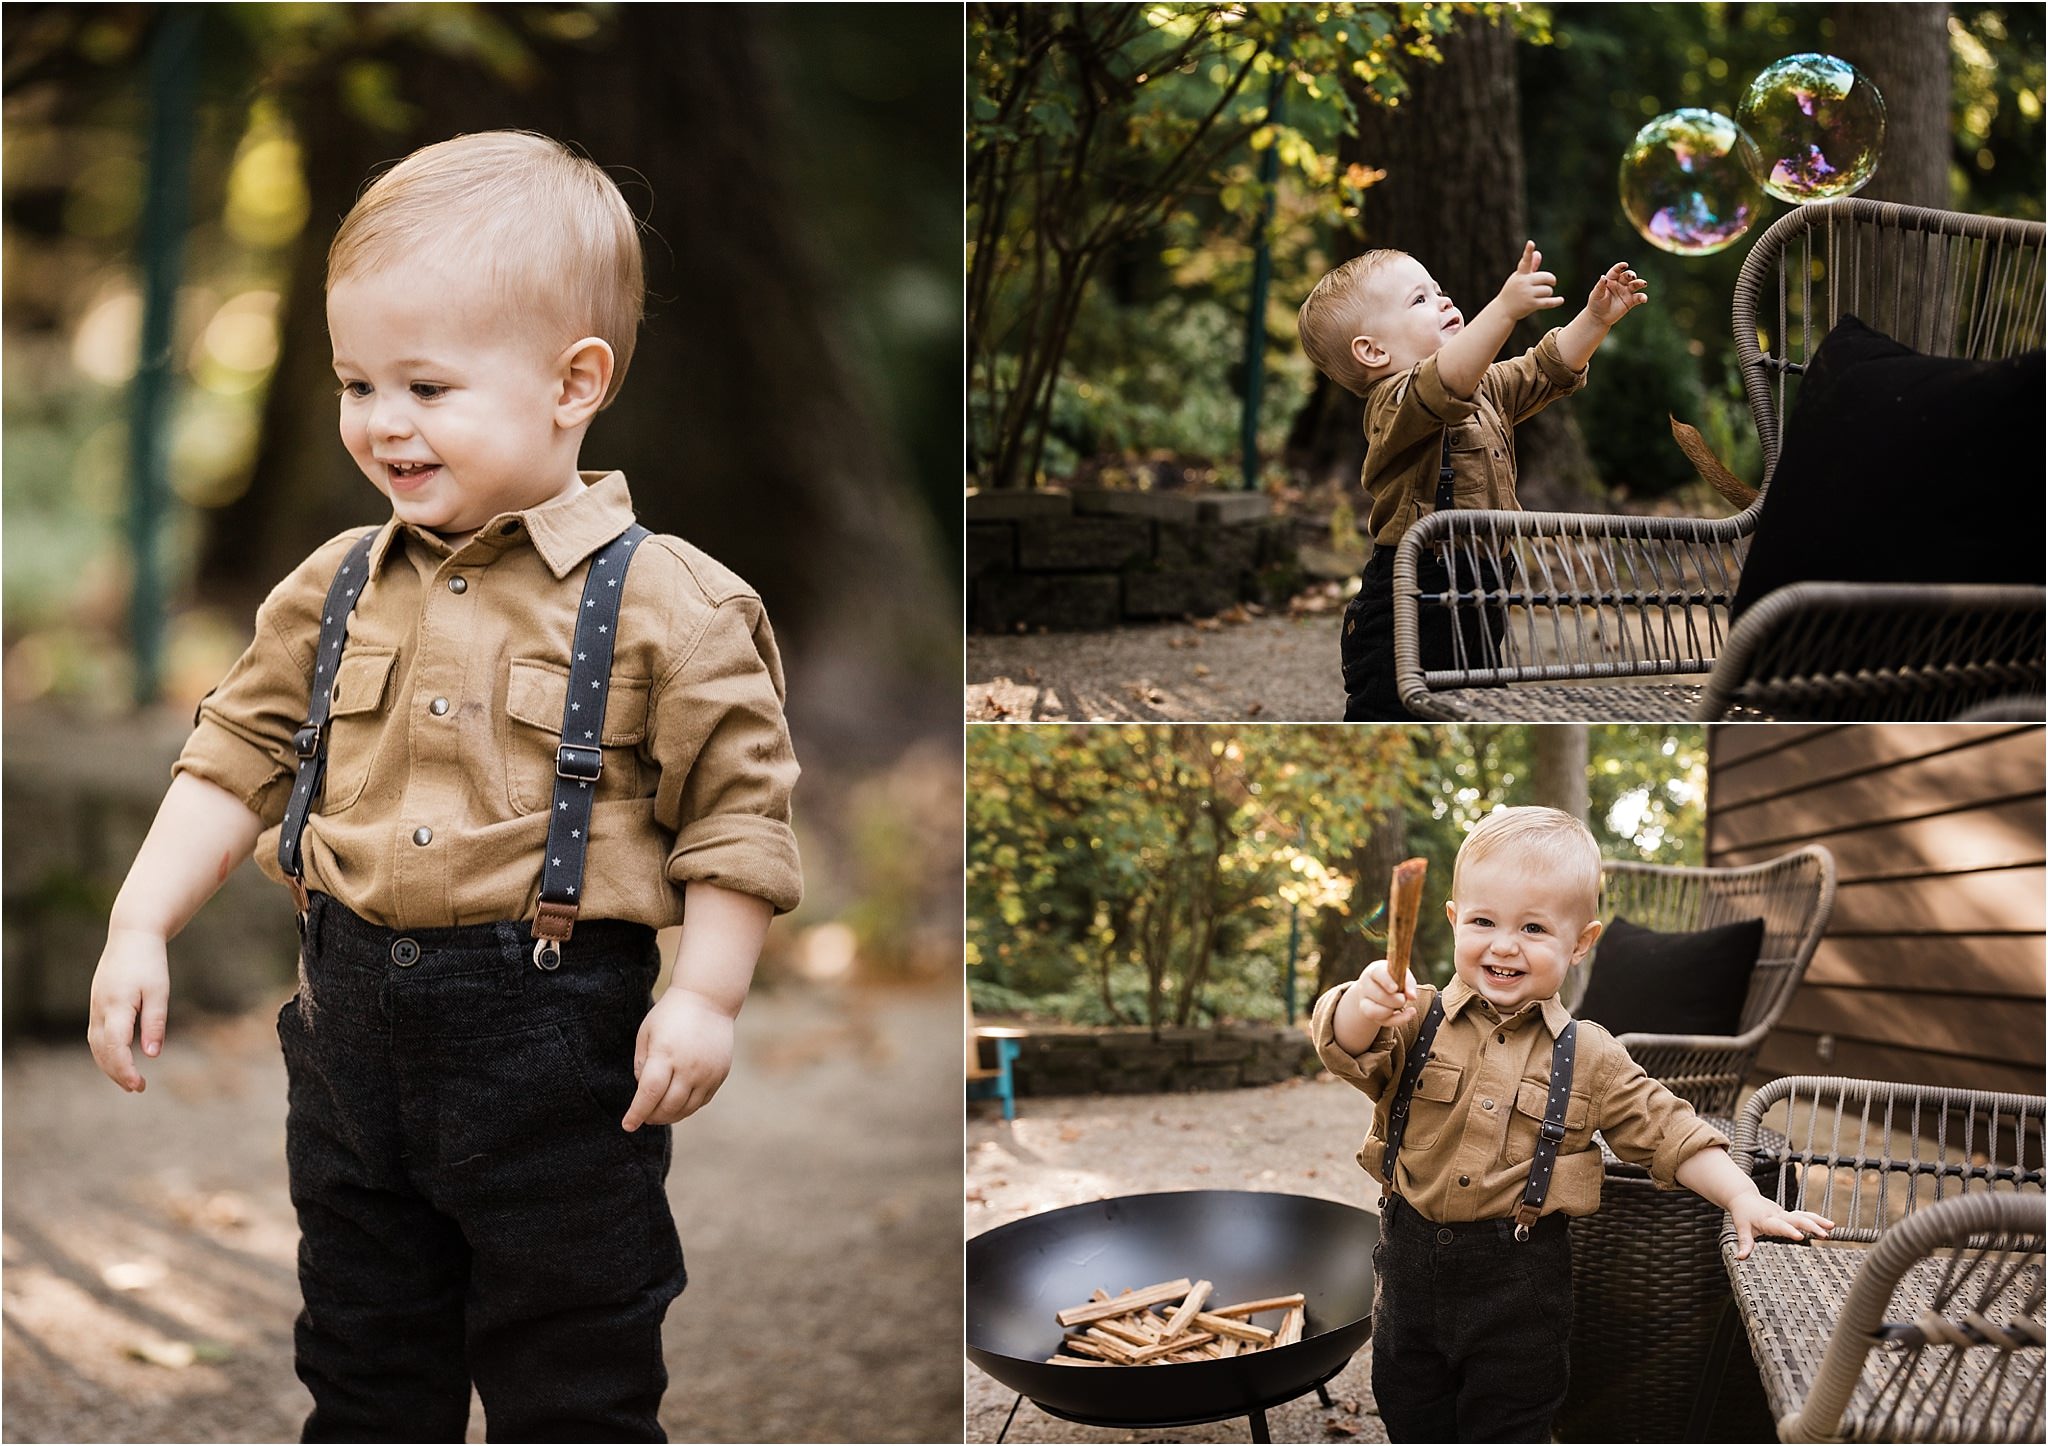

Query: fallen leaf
[[965, 1187, 986, 1203], [127, 1340, 196, 1370], [1304, 1167, 1319, 1178], [1247, 701, 1265, 716], [1193, 617, 1222, 632], [1325, 1422, 1359, 1437], [1342, 1399, 1360, 1415], [1193, 664, 1211, 678], [1058, 1124, 1084, 1142], [1190, 1164, 1210, 1175]]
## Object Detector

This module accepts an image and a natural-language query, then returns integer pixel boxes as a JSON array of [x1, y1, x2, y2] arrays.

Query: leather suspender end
[[533, 901, 578, 942], [287, 877, 310, 914]]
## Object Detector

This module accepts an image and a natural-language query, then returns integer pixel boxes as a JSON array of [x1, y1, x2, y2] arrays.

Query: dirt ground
[[965, 613, 1347, 723], [3, 981, 962, 1444], [964, 1078, 1391, 1445]]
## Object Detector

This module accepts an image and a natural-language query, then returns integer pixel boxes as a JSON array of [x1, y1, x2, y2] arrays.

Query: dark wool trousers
[[1371, 1199, 1574, 1444], [1339, 545, 1506, 721], [279, 893, 686, 1443]]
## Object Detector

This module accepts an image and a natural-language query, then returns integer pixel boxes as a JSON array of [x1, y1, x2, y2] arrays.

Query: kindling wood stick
[[1193, 1311, 1275, 1342], [1080, 1328, 1141, 1363], [1275, 1306, 1305, 1347], [1046, 1355, 1112, 1366], [1386, 857, 1428, 993], [1094, 1317, 1152, 1348], [1158, 1279, 1212, 1339], [1055, 1279, 1193, 1328], [1209, 1293, 1306, 1318]]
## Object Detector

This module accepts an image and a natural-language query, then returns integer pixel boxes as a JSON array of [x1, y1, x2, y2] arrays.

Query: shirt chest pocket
[[1446, 420, 1504, 509], [320, 647, 398, 815], [503, 658, 652, 816], [1397, 1056, 1464, 1152], [1504, 1076, 1592, 1164]]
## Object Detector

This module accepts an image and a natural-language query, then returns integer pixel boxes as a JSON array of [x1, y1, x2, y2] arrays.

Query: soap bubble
[[1737, 53, 1886, 202], [1619, 109, 1766, 257]]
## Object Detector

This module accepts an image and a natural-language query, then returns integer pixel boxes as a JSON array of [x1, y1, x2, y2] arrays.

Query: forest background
[[967, 724, 1705, 1031], [968, 1, 2044, 523]]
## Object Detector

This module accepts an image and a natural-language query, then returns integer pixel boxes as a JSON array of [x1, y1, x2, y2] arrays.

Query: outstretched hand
[[1496, 240, 1566, 321], [1587, 261, 1649, 326], [1728, 1193, 1835, 1261]]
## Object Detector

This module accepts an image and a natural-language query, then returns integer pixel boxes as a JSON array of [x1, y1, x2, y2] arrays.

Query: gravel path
[[965, 1077, 1389, 1445], [966, 612, 1347, 723], [3, 982, 962, 1444]]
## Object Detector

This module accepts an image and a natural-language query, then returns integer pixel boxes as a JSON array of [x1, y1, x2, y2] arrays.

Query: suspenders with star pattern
[[277, 522, 652, 966], [1379, 990, 1579, 1241]]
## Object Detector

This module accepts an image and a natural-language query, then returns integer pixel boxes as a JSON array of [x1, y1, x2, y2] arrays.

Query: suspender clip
[[293, 722, 323, 759], [533, 938, 562, 970], [1513, 1222, 1532, 1242], [556, 743, 603, 781]]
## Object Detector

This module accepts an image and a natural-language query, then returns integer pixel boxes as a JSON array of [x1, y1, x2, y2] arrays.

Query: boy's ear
[[555, 337, 614, 427], [1444, 899, 1457, 926], [1350, 332, 1389, 373], [1571, 918, 1604, 965]]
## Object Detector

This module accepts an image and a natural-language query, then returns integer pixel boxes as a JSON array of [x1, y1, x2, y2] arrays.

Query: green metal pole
[[129, 7, 201, 706], [1238, 50, 1286, 492], [1284, 899, 1299, 1025]]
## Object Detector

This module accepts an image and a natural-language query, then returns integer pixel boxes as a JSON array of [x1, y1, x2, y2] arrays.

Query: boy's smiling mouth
[[382, 461, 442, 490], [1483, 964, 1525, 980]]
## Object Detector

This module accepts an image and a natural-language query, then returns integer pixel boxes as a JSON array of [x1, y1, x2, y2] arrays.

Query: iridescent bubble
[[1737, 53, 1886, 202], [1619, 109, 1766, 257]]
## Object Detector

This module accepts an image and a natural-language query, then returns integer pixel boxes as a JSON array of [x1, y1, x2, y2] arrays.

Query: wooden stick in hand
[[1386, 857, 1429, 993]]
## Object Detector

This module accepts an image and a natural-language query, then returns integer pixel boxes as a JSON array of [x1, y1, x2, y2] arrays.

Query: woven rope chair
[[1392, 200, 2047, 721], [1724, 1077, 2046, 1443], [1561, 848, 1836, 1440]]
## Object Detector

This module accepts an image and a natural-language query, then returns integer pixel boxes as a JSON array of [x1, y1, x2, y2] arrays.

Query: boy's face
[[1353, 256, 1464, 378], [328, 263, 580, 536], [1445, 849, 1602, 1015]]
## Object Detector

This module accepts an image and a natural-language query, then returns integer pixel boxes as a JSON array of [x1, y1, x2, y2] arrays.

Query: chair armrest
[[1700, 581, 2047, 721], [1392, 506, 1747, 701]]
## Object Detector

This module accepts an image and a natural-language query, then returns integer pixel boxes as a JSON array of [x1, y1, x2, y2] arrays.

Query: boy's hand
[[622, 988, 736, 1131], [1496, 240, 1565, 322], [1586, 261, 1649, 327], [1350, 958, 1420, 1031], [1727, 1192, 1835, 1260], [87, 927, 172, 1093]]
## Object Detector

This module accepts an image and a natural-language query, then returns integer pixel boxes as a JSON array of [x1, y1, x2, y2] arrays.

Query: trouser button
[[391, 937, 421, 967], [1436, 1228, 1455, 1245]]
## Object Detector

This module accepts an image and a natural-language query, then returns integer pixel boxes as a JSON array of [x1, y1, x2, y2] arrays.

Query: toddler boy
[[85, 131, 802, 1442], [1298, 241, 1649, 719], [1312, 807, 1829, 1443]]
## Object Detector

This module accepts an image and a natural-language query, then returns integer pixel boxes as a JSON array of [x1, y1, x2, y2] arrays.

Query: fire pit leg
[[1315, 1383, 1334, 1408], [996, 1393, 1023, 1444], [1249, 1407, 1271, 1443]]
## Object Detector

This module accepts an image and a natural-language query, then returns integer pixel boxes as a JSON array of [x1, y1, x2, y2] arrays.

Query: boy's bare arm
[[1676, 1145, 1835, 1260], [1436, 240, 1565, 399], [1554, 261, 1649, 371], [88, 772, 265, 1092], [621, 880, 773, 1131]]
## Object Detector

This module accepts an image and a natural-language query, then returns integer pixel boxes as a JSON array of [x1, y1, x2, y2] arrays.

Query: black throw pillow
[[1729, 314, 2046, 620], [1575, 915, 1766, 1038]]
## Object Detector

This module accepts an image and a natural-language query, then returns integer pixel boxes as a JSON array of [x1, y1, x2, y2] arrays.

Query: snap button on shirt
[[391, 937, 421, 967], [1481, 1098, 1496, 1111], [446, 576, 467, 594], [429, 697, 449, 716], [412, 826, 433, 846]]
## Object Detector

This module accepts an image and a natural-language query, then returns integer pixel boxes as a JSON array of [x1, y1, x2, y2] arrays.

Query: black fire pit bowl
[[966, 1190, 1378, 1429]]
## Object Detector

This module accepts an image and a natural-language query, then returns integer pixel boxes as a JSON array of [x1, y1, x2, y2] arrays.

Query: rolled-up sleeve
[[1484, 328, 1589, 424], [172, 537, 345, 825], [650, 594, 803, 914], [1311, 980, 1407, 1102], [1594, 1046, 1730, 1190], [1367, 353, 1482, 456]]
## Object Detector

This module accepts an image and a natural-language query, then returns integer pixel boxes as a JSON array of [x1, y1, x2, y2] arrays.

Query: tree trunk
[[1289, 12, 1600, 510], [201, 8, 952, 758], [1829, 3, 1951, 209], [1531, 725, 1590, 824]]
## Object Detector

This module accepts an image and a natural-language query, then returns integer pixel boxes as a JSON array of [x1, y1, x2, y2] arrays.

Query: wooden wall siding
[[1708, 724, 2046, 1097]]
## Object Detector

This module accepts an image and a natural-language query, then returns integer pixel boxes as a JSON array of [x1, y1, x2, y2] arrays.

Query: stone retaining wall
[[995, 1024, 1322, 1096], [967, 489, 1302, 631]]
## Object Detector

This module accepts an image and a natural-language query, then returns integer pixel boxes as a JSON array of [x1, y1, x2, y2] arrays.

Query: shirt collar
[[1440, 977, 1574, 1036], [363, 470, 639, 580]]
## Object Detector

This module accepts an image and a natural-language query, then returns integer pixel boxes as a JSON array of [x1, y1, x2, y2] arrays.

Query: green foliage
[[969, 724, 1706, 1026], [968, 1, 1470, 490]]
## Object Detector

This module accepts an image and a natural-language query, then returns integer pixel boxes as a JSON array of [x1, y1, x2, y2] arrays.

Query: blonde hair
[[327, 131, 644, 407], [1297, 248, 1407, 397], [1453, 806, 1602, 917]]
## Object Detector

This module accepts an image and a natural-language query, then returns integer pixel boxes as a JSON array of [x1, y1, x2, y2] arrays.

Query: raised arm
[[87, 772, 265, 1091], [1436, 240, 1565, 399]]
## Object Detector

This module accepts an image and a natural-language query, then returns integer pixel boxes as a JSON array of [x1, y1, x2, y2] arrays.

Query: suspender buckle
[[293, 722, 323, 759], [556, 743, 602, 781], [1540, 1119, 1568, 1144]]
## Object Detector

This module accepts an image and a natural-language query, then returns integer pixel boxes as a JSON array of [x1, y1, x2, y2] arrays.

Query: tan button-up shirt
[[1312, 976, 1726, 1223], [1361, 328, 1589, 547], [174, 471, 802, 930]]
